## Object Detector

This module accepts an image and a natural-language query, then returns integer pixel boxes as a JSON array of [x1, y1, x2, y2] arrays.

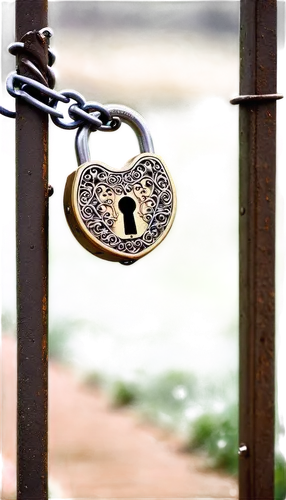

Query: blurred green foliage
[[49, 313, 108, 362], [49, 486, 58, 500], [1, 305, 237, 362], [3, 309, 284, 492], [86, 369, 285, 497], [1, 310, 16, 335], [1, 305, 110, 362]]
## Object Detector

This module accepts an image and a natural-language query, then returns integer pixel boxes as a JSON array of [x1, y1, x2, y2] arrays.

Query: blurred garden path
[[2, 336, 237, 499]]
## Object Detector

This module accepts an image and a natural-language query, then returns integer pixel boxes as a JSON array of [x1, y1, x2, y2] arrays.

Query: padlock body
[[64, 153, 176, 262]]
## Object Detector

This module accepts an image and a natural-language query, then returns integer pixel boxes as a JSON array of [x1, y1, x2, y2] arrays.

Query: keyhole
[[118, 196, 137, 235]]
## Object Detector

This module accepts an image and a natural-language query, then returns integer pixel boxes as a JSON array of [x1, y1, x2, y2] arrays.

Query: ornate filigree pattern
[[77, 156, 174, 254]]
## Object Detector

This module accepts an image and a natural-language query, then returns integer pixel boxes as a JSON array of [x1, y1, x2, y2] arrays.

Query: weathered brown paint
[[238, 1, 276, 499], [16, 2, 49, 499]]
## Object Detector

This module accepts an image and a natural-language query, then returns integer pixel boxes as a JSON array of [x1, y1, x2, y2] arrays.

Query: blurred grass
[[48, 478, 64, 499], [1, 312, 96, 365], [1, 310, 16, 336], [1, 304, 238, 362], [83, 368, 286, 497], [2, 311, 285, 495], [48, 318, 99, 363]]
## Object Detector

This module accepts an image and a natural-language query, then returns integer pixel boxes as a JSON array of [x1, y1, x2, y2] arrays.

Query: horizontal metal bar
[[231, 93, 283, 105]]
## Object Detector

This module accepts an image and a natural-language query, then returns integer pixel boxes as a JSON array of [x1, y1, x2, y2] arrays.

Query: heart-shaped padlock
[[64, 104, 176, 264]]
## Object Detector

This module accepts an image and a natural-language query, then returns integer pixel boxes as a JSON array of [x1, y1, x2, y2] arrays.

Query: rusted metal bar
[[238, 1, 277, 499], [277, 0, 286, 457], [16, 2, 49, 500]]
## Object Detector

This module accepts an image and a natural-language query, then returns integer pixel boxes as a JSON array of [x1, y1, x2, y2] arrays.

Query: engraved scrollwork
[[140, 198, 157, 223], [115, 186, 124, 196], [125, 239, 144, 253], [79, 186, 94, 205], [159, 190, 172, 206], [97, 171, 107, 182], [77, 157, 174, 255], [108, 174, 121, 186], [87, 219, 106, 235], [83, 173, 92, 181], [156, 174, 169, 190], [95, 183, 118, 222], [133, 177, 154, 202], [81, 205, 96, 220], [124, 173, 134, 183], [142, 230, 155, 244], [133, 176, 155, 223]]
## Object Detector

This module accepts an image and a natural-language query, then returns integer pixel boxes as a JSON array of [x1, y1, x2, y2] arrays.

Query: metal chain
[[0, 28, 121, 133]]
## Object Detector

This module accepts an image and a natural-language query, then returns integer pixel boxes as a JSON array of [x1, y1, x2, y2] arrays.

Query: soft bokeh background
[[1, 0, 286, 498]]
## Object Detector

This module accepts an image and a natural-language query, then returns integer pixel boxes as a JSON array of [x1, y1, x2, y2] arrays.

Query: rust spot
[[42, 295, 47, 314], [42, 295, 48, 359], [264, 216, 270, 230]]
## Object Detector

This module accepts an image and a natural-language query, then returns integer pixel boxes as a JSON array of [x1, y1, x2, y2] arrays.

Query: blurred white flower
[[212, 400, 225, 414], [187, 407, 199, 418]]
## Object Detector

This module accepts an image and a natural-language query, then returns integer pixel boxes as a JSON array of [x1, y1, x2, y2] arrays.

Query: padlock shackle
[[75, 104, 155, 165]]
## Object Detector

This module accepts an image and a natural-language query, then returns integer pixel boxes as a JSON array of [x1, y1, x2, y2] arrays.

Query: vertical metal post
[[16, 2, 48, 499], [238, 1, 277, 499], [277, 0, 286, 464]]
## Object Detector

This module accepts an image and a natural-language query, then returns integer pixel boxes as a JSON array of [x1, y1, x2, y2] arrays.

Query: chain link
[[0, 105, 16, 119], [0, 71, 122, 132], [77, 103, 121, 132], [6, 73, 69, 118], [49, 89, 114, 130], [3, 72, 122, 132], [50, 89, 86, 128]]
